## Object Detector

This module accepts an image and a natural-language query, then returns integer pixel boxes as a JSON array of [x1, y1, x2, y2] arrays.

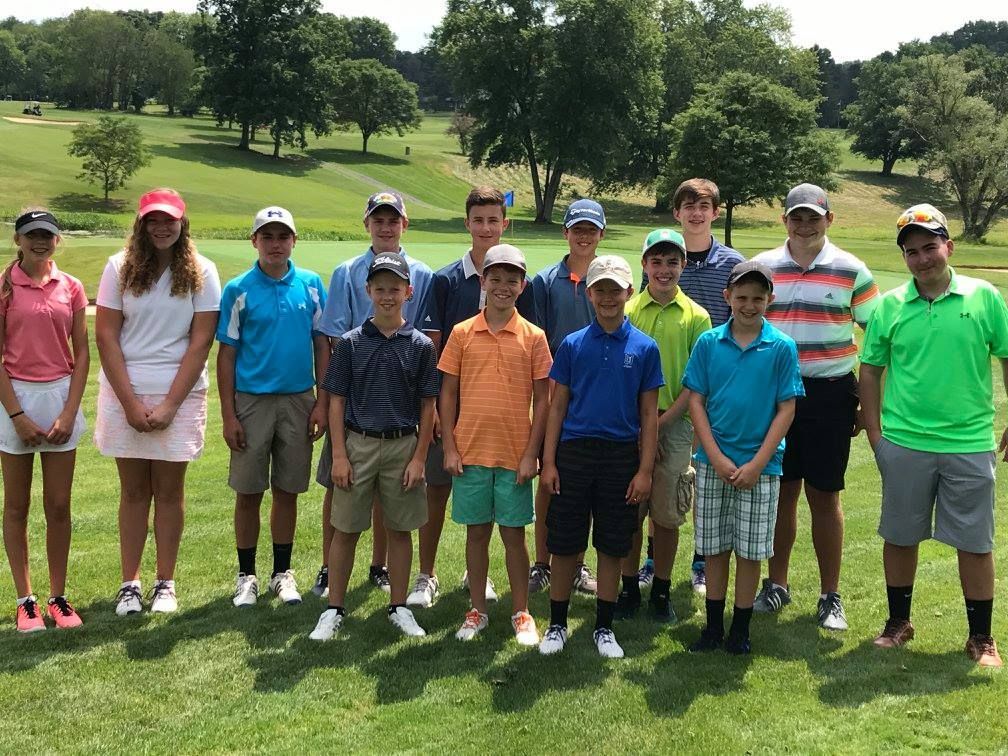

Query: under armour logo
[[961, 312, 972, 318], [267, 210, 283, 218]]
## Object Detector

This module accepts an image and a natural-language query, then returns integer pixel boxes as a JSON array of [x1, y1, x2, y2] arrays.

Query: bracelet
[[8, 410, 24, 419]]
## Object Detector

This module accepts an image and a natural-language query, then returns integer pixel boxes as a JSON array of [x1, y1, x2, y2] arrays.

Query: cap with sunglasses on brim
[[15, 210, 60, 236], [784, 183, 830, 217], [367, 252, 410, 282], [727, 261, 774, 291], [364, 190, 407, 220], [138, 189, 186, 220], [896, 203, 949, 247]]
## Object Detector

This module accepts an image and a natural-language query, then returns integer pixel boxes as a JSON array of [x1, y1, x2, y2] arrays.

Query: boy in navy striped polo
[[310, 254, 439, 641]]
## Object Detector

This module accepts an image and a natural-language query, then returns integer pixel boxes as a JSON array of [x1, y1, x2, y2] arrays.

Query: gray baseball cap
[[784, 183, 830, 216], [482, 243, 527, 274]]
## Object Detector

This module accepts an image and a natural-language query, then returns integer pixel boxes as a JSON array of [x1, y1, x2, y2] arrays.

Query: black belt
[[345, 423, 417, 440]]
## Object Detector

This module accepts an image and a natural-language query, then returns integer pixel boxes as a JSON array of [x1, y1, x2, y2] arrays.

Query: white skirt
[[94, 379, 208, 462], [0, 376, 86, 455]]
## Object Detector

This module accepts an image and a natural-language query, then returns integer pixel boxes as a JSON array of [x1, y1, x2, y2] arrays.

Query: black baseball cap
[[15, 210, 60, 236], [727, 261, 774, 291], [367, 253, 410, 282], [364, 190, 407, 220]]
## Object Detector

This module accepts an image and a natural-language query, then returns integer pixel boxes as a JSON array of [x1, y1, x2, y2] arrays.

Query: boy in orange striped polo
[[439, 244, 553, 644]]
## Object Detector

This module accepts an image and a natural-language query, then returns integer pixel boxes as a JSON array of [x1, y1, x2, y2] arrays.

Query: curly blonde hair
[[120, 188, 204, 297], [3, 205, 56, 302]]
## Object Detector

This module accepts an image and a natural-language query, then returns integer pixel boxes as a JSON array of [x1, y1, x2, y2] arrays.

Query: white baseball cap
[[252, 206, 297, 235], [586, 255, 634, 290]]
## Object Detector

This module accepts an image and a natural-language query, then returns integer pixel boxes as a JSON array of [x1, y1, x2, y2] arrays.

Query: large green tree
[[342, 16, 396, 65], [146, 28, 196, 116], [68, 116, 151, 201], [0, 30, 26, 97], [329, 58, 421, 153], [843, 56, 926, 176], [661, 71, 839, 246]]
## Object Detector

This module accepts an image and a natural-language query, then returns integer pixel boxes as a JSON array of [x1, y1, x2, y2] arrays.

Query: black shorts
[[781, 372, 858, 492], [546, 438, 639, 558]]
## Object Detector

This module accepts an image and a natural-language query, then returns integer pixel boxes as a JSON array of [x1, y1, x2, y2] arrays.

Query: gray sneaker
[[573, 563, 597, 595], [753, 577, 791, 613], [817, 592, 848, 631], [528, 563, 551, 593]]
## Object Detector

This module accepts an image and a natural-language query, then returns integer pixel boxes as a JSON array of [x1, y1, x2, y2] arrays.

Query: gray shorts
[[642, 417, 695, 529], [425, 436, 452, 487], [875, 437, 996, 553], [229, 391, 315, 495]]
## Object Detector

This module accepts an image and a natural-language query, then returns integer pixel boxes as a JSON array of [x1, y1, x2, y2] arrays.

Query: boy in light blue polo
[[217, 206, 329, 609], [314, 190, 435, 597], [682, 261, 803, 654]]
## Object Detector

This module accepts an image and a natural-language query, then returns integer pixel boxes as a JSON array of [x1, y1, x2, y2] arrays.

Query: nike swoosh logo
[[756, 347, 771, 351], [30, 212, 46, 218]]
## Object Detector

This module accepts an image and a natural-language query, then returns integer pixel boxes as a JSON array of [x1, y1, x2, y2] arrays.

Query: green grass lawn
[[4, 100, 1008, 753]]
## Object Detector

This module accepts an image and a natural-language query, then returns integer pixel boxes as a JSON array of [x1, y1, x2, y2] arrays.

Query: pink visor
[[138, 189, 186, 220]]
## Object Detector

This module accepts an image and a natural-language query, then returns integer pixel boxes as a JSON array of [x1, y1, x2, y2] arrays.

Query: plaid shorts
[[694, 462, 779, 561]]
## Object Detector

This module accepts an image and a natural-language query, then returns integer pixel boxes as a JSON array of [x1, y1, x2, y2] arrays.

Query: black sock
[[271, 542, 293, 577], [595, 598, 616, 630], [652, 576, 671, 600], [237, 547, 256, 576], [693, 552, 705, 569], [621, 574, 640, 597], [387, 603, 405, 615], [886, 584, 914, 621], [966, 598, 993, 637], [550, 599, 570, 628], [327, 605, 345, 615], [646, 536, 654, 561], [704, 598, 726, 638], [729, 605, 753, 638]]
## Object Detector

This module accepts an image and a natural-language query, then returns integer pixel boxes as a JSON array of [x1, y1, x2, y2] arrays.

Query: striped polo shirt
[[438, 310, 553, 469], [753, 239, 880, 378], [323, 318, 440, 431], [531, 255, 595, 355]]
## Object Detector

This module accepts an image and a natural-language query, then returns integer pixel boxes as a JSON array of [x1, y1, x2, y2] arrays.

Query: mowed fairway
[[2, 100, 1008, 753]]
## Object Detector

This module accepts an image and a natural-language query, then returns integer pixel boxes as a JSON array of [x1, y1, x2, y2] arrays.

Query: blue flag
[[504, 190, 515, 208]]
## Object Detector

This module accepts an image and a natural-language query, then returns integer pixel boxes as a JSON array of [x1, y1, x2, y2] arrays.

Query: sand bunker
[[3, 116, 82, 126]]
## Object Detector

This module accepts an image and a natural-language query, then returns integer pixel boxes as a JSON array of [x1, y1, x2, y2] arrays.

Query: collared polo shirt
[[422, 250, 535, 346], [753, 237, 880, 378], [438, 310, 553, 469], [319, 247, 434, 337], [861, 268, 1008, 453], [216, 261, 326, 394], [531, 255, 595, 355], [550, 317, 664, 443], [683, 318, 804, 474], [642, 236, 744, 327], [0, 261, 87, 382], [625, 286, 711, 411], [323, 318, 439, 431]]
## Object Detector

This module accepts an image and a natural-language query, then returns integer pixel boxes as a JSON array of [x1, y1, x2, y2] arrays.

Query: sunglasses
[[896, 208, 946, 230]]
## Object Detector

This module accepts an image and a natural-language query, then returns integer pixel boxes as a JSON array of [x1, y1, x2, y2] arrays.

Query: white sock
[[121, 580, 141, 590], [16, 594, 33, 606]]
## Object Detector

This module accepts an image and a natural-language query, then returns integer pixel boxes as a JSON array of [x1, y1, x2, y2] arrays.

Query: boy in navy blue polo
[[217, 207, 329, 608], [538, 255, 662, 659], [310, 253, 439, 641], [528, 198, 608, 597], [408, 186, 536, 609], [682, 261, 803, 654]]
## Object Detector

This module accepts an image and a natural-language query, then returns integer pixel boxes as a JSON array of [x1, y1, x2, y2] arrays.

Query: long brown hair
[[120, 188, 204, 297], [2, 205, 53, 302]]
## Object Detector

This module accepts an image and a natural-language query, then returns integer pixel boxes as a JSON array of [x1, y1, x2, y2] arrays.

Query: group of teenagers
[[3, 177, 1006, 668]]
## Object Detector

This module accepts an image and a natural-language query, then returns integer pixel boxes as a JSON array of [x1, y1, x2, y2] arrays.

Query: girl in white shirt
[[95, 188, 221, 617]]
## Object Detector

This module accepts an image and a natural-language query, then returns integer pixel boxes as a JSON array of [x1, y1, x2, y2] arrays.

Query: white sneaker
[[461, 570, 498, 602], [406, 573, 440, 608], [115, 584, 143, 616], [594, 627, 624, 658], [539, 624, 568, 655], [512, 611, 539, 646], [269, 570, 302, 605], [455, 608, 489, 641], [233, 573, 259, 607], [309, 608, 343, 641], [388, 606, 426, 637], [150, 581, 177, 614]]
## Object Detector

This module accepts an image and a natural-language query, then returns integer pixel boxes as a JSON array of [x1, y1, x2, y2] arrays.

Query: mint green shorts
[[451, 465, 534, 527]]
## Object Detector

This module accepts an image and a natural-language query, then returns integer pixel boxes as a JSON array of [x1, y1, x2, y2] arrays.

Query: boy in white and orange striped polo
[[439, 244, 553, 645]]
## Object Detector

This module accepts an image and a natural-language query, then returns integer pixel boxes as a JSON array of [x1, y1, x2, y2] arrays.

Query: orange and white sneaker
[[47, 596, 83, 629], [511, 610, 539, 647], [16, 596, 46, 633], [455, 608, 488, 641]]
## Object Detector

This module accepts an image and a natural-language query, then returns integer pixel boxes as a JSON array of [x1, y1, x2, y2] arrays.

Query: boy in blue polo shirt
[[217, 206, 329, 608], [528, 198, 607, 597], [682, 261, 803, 654], [310, 253, 439, 641], [314, 191, 435, 598], [538, 255, 663, 659]]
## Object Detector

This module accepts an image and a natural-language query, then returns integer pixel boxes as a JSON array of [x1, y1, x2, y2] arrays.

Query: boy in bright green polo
[[860, 203, 1008, 668], [619, 229, 711, 623]]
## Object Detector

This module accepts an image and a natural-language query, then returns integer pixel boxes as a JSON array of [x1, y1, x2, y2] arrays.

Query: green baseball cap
[[642, 228, 687, 257]]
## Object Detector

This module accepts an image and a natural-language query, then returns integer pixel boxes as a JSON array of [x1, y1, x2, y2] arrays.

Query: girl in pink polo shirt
[[0, 209, 89, 632]]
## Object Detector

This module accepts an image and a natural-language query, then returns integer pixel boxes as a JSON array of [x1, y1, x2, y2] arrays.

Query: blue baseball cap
[[563, 199, 606, 230]]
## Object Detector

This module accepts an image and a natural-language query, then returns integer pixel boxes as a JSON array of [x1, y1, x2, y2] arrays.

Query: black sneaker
[[369, 565, 391, 593], [528, 562, 551, 593], [688, 629, 724, 653], [649, 593, 678, 624], [311, 566, 329, 598], [614, 589, 641, 620], [724, 632, 751, 655]]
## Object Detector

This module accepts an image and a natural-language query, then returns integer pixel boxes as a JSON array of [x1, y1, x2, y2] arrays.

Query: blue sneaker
[[637, 559, 655, 588]]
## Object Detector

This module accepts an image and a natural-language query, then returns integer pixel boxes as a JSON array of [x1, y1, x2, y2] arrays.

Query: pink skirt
[[94, 380, 208, 462]]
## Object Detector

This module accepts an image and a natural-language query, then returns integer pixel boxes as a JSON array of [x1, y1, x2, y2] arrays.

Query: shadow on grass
[[306, 147, 408, 167], [840, 170, 953, 211], [148, 142, 317, 177], [50, 192, 128, 213]]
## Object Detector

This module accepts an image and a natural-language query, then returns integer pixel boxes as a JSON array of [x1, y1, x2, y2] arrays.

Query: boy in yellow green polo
[[860, 203, 1008, 668], [619, 229, 711, 623]]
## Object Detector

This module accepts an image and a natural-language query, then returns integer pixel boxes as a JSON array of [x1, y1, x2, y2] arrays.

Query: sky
[[16, 0, 1008, 61]]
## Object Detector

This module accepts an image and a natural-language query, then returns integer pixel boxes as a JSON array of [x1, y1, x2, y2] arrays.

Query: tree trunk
[[362, 131, 370, 153], [238, 121, 250, 150], [724, 202, 734, 248], [653, 193, 671, 213], [540, 166, 564, 224], [523, 133, 544, 222], [273, 130, 281, 159], [880, 154, 897, 176]]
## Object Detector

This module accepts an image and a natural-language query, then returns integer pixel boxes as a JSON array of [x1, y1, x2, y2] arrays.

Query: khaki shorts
[[329, 429, 428, 534], [228, 391, 315, 495], [640, 416, 695, 529]]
